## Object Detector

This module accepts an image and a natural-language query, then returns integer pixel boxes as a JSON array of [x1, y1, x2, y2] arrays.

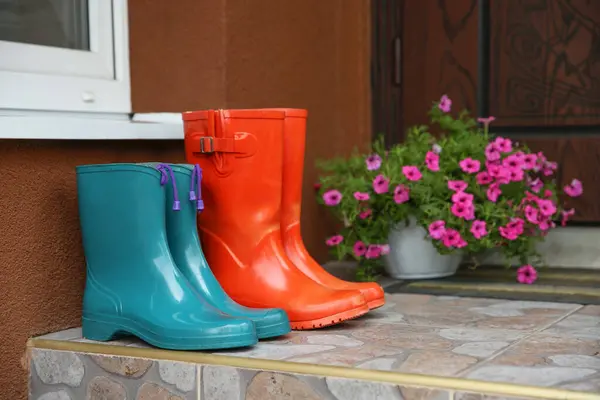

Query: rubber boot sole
[[256, 320, 292, 339], [82, 315, 257, 350], [290, 304, 369, 330], [367, 297, 386, 310]]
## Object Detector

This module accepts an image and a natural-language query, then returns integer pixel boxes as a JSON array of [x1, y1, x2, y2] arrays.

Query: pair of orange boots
[[182, 108, 385, 330]]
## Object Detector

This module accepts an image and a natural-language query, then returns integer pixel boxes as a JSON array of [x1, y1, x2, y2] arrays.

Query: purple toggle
[[155, 163, 181, 212], [190, 164, 204, 213]]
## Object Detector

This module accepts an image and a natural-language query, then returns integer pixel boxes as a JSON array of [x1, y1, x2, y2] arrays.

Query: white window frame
[[0, 0, 183, 140]]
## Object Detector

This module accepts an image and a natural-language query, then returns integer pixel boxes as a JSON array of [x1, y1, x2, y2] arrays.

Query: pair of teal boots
[[76, 163, 291, 350]]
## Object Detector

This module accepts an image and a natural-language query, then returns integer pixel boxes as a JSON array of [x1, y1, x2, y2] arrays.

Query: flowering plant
[[316, 95, 583, 283]]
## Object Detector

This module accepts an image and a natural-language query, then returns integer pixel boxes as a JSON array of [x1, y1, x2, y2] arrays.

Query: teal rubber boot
[[164, 163, 291, 339], [77, 163, 258, 350]]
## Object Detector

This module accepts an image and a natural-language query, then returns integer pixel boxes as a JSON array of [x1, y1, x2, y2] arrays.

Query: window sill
[[0, 112, 184, 140]]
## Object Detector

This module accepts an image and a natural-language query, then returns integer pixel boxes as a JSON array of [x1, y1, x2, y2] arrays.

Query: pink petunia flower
[[358, 209, 372, 219], [451, 202, 474, 220], [564, 179, 583, 197], [393, 184, 410, 204], [528, 177, 543, 193], [508, 218, 525, 233], [524, 205, 539, 224], [366, 154, 382, 171], [522, 154, 538, 170], [502, 154, 524, 170], [353, 191, 370, 201], [477, 116, 496, 131], [499, 226, 519, 241], [465, 205, 475, 220], [353, 241, 367, 257], [488, 165, 511, 185], [485, 158, 501, 169], [373, 174, 390, 194], [448, 180, 468, 192], [476, 171, 493, 185], [485, 143, 501, 161], [536, 198, 557, 217], [425, 151, 440, 171], [538, 217, 555, 231], [326, 235, 343, 246], [455, 238, 468, 248], [428, 220, 446, 239], [517, 265, 538, 284], [525, 192, 539, 202], [365, 245, 382, 259], [508, 168, 524, 182], [542, 161, 557, 176], [494, 137, 513, 153], [323, 190, 342, 206], [561, 208, 575, 226], [486, 183, 502, 202], [402, 166, 422, 181], [459, 157, 481, 174], [442, 229, 462, 248], [438, 95, 452, 112], [470, 220, 488, 239], [452, 191, 474, 205]]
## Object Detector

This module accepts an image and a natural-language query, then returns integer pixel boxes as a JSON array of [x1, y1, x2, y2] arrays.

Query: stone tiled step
[[28, 294, 600, 400], [28, 343, 599, 400]]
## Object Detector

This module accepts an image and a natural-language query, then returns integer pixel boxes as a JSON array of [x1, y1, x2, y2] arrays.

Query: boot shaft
[[183, 109, 287, 263], [76, 163, 169, 270], [279, 109, 308, 229]]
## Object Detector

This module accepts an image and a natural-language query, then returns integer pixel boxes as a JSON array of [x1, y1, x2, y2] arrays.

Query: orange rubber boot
[[278, 109, 385, 310], [183, 109, 369, 329]]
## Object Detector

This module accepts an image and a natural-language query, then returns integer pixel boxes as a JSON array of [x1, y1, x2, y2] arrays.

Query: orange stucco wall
[[0, 1, 371, 398]]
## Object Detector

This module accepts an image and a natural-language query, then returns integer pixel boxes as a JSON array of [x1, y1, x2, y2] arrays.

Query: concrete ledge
[[478, 226, 600, 269]]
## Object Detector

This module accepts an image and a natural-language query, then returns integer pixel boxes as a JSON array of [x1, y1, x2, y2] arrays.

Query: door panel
[[490, 0, 600, 127], [402, 0, 479, 129]]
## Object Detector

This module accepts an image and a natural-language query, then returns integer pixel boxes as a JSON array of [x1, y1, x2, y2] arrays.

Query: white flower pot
[[383, 219, 462, 280]]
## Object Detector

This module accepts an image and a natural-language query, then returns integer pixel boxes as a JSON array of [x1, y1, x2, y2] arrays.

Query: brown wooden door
[[392, 0, 600, 222], [371, 0, 404, 144]]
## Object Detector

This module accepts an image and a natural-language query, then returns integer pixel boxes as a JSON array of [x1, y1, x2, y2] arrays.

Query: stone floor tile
[[366, 295, 580, 331], [285, 324, 525, 377], [470, 332, 600, 389], [466, 365, 596, 387], [541, 305, 600, 339], [37, 327, 82, 341]]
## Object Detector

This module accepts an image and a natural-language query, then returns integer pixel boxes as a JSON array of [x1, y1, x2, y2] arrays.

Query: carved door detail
[[490, 0, 600, 126]]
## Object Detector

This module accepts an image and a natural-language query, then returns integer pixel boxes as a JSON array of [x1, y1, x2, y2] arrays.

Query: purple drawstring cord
[[189, 164, 204, 211], [155, 163, 180, 211], [189, 165, 198, 200]]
